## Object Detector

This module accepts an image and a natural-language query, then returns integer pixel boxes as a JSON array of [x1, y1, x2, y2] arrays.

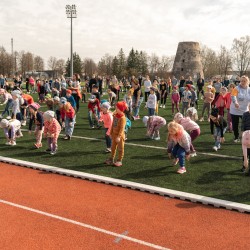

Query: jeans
[[148, 108, 155, 116], [214, 127, 227, 148], [172, 144, 186, 167], [88, 109, 100, 127], [65, 116, 75, 136], [133, 96, 143, 117], [2, 99, 13, 117], [105, 128, 112, 148]]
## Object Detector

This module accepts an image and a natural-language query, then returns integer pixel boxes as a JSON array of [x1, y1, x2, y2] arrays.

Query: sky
[[0, 0, 249, 68]]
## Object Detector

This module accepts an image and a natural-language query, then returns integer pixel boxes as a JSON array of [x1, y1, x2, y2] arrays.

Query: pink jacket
[[179, 117, 199, 132], [171, 91, 180, 103], [215, 94, 226, 108], [225, 92, 231, 109], [99, 111, 113, 135]]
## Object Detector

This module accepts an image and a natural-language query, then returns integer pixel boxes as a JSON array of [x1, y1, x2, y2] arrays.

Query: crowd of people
[[0, 73, 249, 174]]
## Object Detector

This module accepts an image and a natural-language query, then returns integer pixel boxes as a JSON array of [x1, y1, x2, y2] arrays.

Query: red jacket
[[88, 99, 100, 113], [60, 104, 75, 121]]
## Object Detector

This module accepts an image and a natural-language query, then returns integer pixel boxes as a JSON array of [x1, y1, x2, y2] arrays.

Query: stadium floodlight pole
[[65, 4, 77, 78]]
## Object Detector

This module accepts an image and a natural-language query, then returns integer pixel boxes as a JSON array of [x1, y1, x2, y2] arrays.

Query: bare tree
[[34, 56, 44, 71], [47, 56, 57, 71], [149, 53, 160, 74], [231, 35, 250, 76], [18, 51, 34, 75], [217, 46, 232, 78], [56, 59, 65, 76], [82, 58, 97, 77]]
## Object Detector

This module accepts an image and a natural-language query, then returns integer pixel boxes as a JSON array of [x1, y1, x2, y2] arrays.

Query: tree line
[[0, 35, 249, 79]]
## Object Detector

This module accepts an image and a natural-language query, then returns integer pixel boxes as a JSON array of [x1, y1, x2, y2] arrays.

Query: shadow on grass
[[130, 154, 166, 160], [214, 191, 250, 204]]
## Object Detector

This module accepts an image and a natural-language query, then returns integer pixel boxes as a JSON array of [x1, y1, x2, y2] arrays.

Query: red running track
[[0, 162, 250, 250]]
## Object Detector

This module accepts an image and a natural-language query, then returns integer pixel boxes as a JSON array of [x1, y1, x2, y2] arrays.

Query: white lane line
[[0, 199, 170, 250], [20, 129, 241, 159], [114, 230, 129, 243]]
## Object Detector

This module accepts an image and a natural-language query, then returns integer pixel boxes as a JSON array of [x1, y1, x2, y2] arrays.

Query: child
[[190, 85, 198, 108], [225, 83, 235, 132], [210, 107, 227, 151], [0, 118, 22, 146], [107, 89, 116, 107], [186, 107, 199, 121], [99, 102, 113, 153], [215, 87, 227, 117], [123, 89, 133, 120], [167, 121, 191, 174], [105, 101, 127, 167], [28, 102, 44, 148], [174, 111, 200, 157], [159, 80, 168, 108], [143, 115, 166, 140], [11, 90, 23, 121], [88, 95, 101, 128], [59, 97, 75, 140], [181, 84, 192, 116], [199, 85, 214, 122], [45, 94, 54, 110], [38, 80, 46, 103], [171, 86, 180, 115], [43, 111, 62, 155], [81, 85, 87, 103], [0, 88, 13, 119], [66, 89, 76, 110], [21, 92, 34, 126], [146, 87, 157, 116], [53, 96, 61, 126]]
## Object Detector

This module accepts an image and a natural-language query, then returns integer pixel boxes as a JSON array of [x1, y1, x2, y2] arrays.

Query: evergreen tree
[[112, 56, 119, 77], [117, 48, 126, 79], [126, 48, 137, 75], [65, 52, 82, 76]]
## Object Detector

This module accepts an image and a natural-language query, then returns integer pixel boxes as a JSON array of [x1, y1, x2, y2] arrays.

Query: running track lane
[[0, 163, 250, 250]]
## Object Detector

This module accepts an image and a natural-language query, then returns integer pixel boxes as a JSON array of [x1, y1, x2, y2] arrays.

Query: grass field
[[0, 90, 249, 204]]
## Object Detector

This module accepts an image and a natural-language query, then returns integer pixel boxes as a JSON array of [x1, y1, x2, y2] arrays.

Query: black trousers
[[231, 113, 242, 140]]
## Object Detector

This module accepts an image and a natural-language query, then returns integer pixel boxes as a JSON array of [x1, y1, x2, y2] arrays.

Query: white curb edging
[[0, 156, 249, 213]]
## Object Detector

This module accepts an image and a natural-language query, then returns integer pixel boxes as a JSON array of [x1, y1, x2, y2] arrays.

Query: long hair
[[167, 121, 184, 142]]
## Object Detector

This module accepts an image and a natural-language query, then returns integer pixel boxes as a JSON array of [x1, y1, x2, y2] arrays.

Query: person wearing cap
[[28, 103, 44, 148], [59, 97, 75, 140], [171, 86, 180, 116], [143, 115, 166, 140], [146, 87, 157, 116], [210, 107, 227, 151], [66, 89, 76, 110], [199, 85, 215, 122], [99, 102, 113, 153], [45, 93, 54, 111], [0, 88, 13, 119], [0, 118, 22, 146], [88, 95, 101, 128], [43, 111, 62, 155], [181, 84, 192, 116], [105, 101, 127, 167]]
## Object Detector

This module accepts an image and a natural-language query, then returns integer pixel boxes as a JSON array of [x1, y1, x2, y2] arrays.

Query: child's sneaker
[[160, 104, 163, 108], [213, 146, 218, 151], [173, 158, 179, 166], [190, 151, 197, 157], [50, 151, 56, 155], [177, 167, 186, 174], [154, 136, 160, 141], [234, 138, 240, 143], [105, 148, 111, 153], [199, 117, 204, 122], [5, 141, 11, 145], [163, 105, 165, 108], [34, 143, 42, 149], [113, 161, 122, 167], [6, 116, 11, 120], [21, 121, 26, 126], [11, 141, 16, 146]]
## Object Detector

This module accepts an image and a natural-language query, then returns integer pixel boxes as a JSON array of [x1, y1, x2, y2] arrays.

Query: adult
[[230, 75, 250, 143], [185, 76, 193, 85], [132, 82, 143, 120], [223, 76, 230, 88], [171, 76, 178, 89], [88, 74, 97, 93], [97, 76, 103, 95], [179, 76, 186, 98], [213, 78, 222, 100], [143, 75, 152, 103]]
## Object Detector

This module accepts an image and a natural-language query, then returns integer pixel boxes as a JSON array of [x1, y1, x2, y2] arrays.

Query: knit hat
[[186, 84, 192, 90], [173, 86, 177, 90], [89, 95, 96, 102], [53, 96, 60, 102], [66, 89, 72, 94], [186, 107, 197, 115], [101, 102, 111, 110], [174, 112, 183, 122], [142, 116, 149, 126], [206, 85, 212, 89], [43, 111, 55, 120], [60, 97, 67, 104], [29, 102, 40, 111], [116, 101, 127, 112], [0, 119, 9, 128], [45, 93, 51, 99]]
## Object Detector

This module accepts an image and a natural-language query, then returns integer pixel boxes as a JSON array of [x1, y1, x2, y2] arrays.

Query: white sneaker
[[234, 139, 240, 143], [21, 121, 26, 126], [199, 118, 204, 122], [11, 141, 16, 146], [160, 105, 163, 108], [5, 141, 11, 145], [6, 116, 11, 120], [213, 146, 218, 151], [190, 152, 197, 157], [163, 105, 165, 108], [154, 137, 160, 141]]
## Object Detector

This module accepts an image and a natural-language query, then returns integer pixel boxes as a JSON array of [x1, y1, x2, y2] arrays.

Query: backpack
[[242, 130, 250, 147]]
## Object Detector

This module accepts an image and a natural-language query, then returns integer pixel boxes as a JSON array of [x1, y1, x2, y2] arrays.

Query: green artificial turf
[[0, 91, 249, 204]]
